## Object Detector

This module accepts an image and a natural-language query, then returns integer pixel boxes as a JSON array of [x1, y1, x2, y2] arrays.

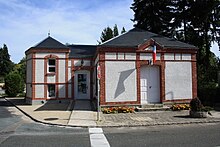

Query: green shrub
[[5, 72, 24, 97], [190, 98, 203, 111]]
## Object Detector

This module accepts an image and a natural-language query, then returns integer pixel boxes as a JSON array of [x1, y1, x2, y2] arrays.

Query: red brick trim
[[32, 53, 36, 99], [56, 59, 59, 98], [161, 48, 197, 53], [160, 53, 166, 102], [71, 59, 75, 99], [97, 47, 136, 52], [99, 53, 106, 105], [90, 68, 93, 100], [29, 82, 72, 85], [101, 101, 140, 106], [163, 99, 192, 103], [44, 58, 47, 98], [191, 54, 197, 98], [104, 59, 137, 61], [136, 53, 141, 105], [137, 38, 163, 51], [31, 97, 72, 100], [65, 53, 68, 98], [43, 55, 59, 99], [163, 60, 192, 62]]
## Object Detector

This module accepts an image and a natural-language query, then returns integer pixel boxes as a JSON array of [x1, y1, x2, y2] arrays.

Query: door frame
[[140, 65, 161, 104], [74, 70, 91, 100]]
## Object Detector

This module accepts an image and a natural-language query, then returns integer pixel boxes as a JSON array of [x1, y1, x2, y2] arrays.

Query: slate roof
[[33, 36, 69, 49], [100, 28, 197, 49], [67, 45, 97, 58]]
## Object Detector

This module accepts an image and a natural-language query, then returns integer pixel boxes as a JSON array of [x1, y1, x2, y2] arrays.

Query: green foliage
[[113, 24, 119, 37], [0, 44, 14, 77], [121, 27, 126, 34], [131, 0, 220, 91], [190, 98, 203, 112], [99, 26, 114, 44], [14, 57, 26, 82], [198, 87, 220, 106], [5, 72, 24, 97], [131, 0, 175, 36], [98, 25, 126, 44]]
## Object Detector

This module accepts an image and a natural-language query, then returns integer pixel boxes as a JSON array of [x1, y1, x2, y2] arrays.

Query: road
[[0, 98, 220, 147]]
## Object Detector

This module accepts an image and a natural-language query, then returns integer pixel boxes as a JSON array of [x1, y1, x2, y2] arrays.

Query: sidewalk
[[5, 97, 220, 128]]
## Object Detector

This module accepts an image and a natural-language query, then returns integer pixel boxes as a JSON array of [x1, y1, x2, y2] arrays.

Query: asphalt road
[[1, 98, 220, 147]]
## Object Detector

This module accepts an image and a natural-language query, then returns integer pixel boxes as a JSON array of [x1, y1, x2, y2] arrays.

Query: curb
[[4, 97, 220, 128]]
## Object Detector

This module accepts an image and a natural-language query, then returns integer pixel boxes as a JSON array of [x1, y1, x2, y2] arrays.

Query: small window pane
[[48, 84, 55, 97], [49, 67, 55, 72], [49, 59, 55, 65]]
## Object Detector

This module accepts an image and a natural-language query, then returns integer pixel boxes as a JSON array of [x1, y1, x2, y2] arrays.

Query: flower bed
[[170, 104, 190, 111], [102, 106, 135, 114]]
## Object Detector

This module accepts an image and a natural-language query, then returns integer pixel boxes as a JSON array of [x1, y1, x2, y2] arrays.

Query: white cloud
[[0, 0, 134, 63], [1, 0, 218, 63]]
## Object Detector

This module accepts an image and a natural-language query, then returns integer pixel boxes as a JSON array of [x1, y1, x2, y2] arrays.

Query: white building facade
[[25, 28, 197, 106]]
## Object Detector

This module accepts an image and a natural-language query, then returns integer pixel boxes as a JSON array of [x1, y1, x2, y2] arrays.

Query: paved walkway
[[4, 97, 220, 128], [68, 100, 98, 127]]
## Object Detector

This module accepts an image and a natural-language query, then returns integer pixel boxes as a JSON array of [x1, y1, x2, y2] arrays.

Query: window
[[48, 84, 55, 97], [48, 59, 56, 73]]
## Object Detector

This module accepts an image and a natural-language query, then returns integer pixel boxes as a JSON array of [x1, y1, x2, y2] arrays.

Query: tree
[[14, 57, 26, 82], [121, 27, 126, 34], [98, 25, 126, 44], [99, 26, 114, 44], [131, 0, 220, 52], [113, 24, 119, 37], [131, 0, 220, 89], [131, 0, 175, 37], [0, 44, 14, 77], [5, 72, 23, 96]]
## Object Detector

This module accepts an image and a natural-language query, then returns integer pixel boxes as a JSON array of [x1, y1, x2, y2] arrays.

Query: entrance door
[[140, 66, 160, 104], [74, 71, 90, 99]]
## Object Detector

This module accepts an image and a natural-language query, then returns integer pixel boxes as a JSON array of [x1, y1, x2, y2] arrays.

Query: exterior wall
[[26, 53, 33, 102], [26, 84, 32, 98], [58, 60, 66, 83], [140, 53, 161, 60], [35, 53, 66, 58], [105, 61, 137, 102], [58, 84, 66, 98], [35, 60, 44, 83], [165, 62, 192, 100], [35, 85, 44, 98], [68, 60, 72, 98], [105, 52, 117, 60]]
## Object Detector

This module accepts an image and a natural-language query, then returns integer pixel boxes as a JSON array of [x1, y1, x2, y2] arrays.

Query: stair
[[136, 104, 170, 112]]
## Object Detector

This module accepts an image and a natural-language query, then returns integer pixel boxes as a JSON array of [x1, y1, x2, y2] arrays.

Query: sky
[[0, 0, 219, 63]]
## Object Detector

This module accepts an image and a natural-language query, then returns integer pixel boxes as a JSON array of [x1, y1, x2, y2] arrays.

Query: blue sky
[[0, 0, 219, 63]]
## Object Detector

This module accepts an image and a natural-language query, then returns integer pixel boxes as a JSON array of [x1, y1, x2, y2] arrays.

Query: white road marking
[[89, 128, 110, 147]]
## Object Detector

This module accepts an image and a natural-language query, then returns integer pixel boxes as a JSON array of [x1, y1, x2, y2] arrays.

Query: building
[[25, 28, 197, 106]]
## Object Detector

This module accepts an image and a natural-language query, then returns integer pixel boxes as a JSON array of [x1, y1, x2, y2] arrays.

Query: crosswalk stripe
[[89, 128, 110, 147]]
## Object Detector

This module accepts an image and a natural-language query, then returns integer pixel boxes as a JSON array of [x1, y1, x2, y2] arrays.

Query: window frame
[[48, 58, 56, 73], [48, 84, 56, 98]]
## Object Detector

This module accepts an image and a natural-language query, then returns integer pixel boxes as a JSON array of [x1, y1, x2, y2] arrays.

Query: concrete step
[[141, 104, 164, 108], [136, 106, 170, 112]]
